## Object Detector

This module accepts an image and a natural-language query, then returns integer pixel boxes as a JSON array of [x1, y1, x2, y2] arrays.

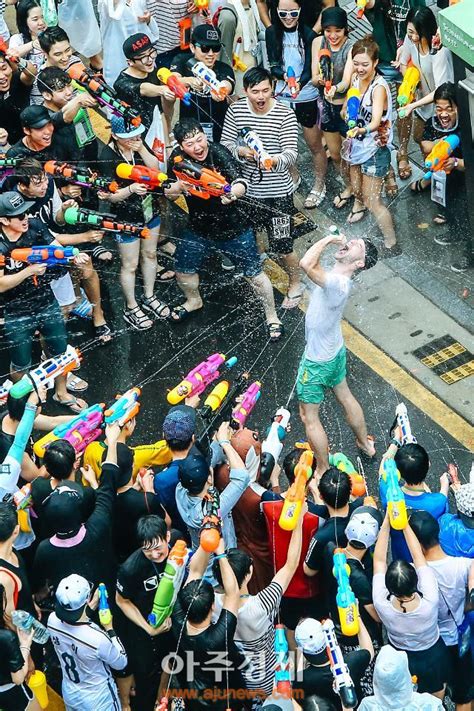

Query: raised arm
[[402, 522, 427, 570], [299, 233, 343, 286], [373, 512, 390, 575], [273, 502, 306, 592]]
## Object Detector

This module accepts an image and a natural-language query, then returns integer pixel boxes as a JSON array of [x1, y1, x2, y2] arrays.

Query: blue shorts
[[361, 147, 392, 178], [114, 215, 161, 244], [5, 300, 68, 372], [174, 228, 262, 277]]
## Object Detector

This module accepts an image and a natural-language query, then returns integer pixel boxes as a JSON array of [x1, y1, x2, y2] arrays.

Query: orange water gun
[[172, 156, 232, 200], [116, 163, 168, 190], [44, 161, 118, 193], [279, 450, 314, 530]]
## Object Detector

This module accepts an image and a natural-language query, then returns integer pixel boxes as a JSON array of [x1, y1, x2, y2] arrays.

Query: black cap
[[178, 452, 210, 495], [0, 191, 34, 217], [123, 33, 153, 59], [20, 105, 52, 129], [191, 24, 222, 47], [321, 6, 348, 29], [43, 485, 83, 537]]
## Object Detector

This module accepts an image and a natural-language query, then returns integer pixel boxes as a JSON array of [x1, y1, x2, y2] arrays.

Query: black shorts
[[251, 194, 296, 255], [447, 643, 474, 704], [402, 637, 452, 695], [279, 595, 326, 630], [0, 682, 33, 711], [321, 99, 347, 135], [290, 99, 321, 129]]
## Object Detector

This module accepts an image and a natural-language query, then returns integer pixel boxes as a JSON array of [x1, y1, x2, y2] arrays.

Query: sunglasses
[[196, 44, 221, 53], [278, 9, 300, 18]]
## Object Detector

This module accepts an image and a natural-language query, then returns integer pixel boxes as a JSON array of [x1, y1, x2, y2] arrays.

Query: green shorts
[[296, 347, 347, 404]]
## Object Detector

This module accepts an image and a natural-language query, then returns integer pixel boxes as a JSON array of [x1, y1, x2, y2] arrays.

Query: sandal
[[169, 304, 202, 323], [397, 154, 412, 180], [347, 207, 367, 224], [333, 192, 353, 210], [433, 213, 447, 225], [156, 265, 175, 282], [123, 306, 154, 331], [66, 372, 89, 393], [281, 290, 304, 309], [410, 178, 429, 193], [52, 394, 88, 413], [156, 240, 176, 260], [141, 296, 170, 320], [93, 322, 112, 345], [384, 167, 398, 199], [267, 322, 284, 342], [304, 185, 326, 209]]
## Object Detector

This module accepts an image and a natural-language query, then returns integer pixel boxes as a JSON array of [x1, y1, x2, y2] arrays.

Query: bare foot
[[356, 435, 376, 458]]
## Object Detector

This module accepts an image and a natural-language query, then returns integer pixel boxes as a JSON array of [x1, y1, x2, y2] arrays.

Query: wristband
[[20, 646, 31, 652], [390, 437, 401, 448], [453, 157, 459, 169], [106, 629, 117, 638], [214, 553, 227, 561], [218, 439, 230, 446]]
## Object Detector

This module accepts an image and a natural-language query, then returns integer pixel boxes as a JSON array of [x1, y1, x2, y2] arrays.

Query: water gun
[[196, 372, 249, 450], [168, 353, 237, 404], [200, 486, 221, 552], [104, 387, 141, 427], [286, 66, 299, 97], [382, 458, 408, 530], [1, 245, 79, 286], [397, 66, 420, 107], [329, 453, 367, 497], [230, 381, 261, 429], [44, 161, 119, 193], [188, 59, 231, 99], [33, 403, 105, 458], [0, 379, 13, 405], [356, 0, 368, 18], [63, 206, 150, 239], [423, 134, 460, 181], [233, 54, 248, 72], [13, 483, 32, 511], [157, 68, 191, 106], [279, 449, 314, 531], [10, 345, 81, 399], [0, 158, 18, 169], [67, 62, 141, 128], [260, 407, 291, 483], [274, 624, 292, 697], [318, 48, 333, 91], [172, 156, 231, 200], [98, 583, 112, 626], [346, 87, 361, 129], [148, 540, 190, 627], [322, 619, 358, 708], [0, 38, 28, 71], [115, 163, 168, 191], [333, 548, 359, 636], [395, 403, 416, 445], [240, 127, 273, 170], [200, 381, 230, 418]]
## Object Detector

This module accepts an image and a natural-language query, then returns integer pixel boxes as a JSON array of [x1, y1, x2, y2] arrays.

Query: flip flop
[[93, 323, 113, 345], [66, 372, 88, 393], [281, 291, 304, 309], [52, 394, 88, 413], [347, 207, 367, 224], [156, 265, 175, 282], [267, 322, 284, 342], [333, 192, 353, 209], [169, 305, 202, 323]]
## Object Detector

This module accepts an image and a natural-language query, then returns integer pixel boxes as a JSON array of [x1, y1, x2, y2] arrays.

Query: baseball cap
[[345, 505, 383, 548], [0, 191, 34, 217], [43, 485, 83, 536], [321, 6, 348, 29], [110, 114, 145, 139], [20, 105, 52, 129], [455, 483, 474, 526], [295, 618, 327, 656], [163, 407, 196, 443], [262, 699, 293, 711], [55, 574, 91, 623], [178, 452, 210, 494], [123, 32, 153, 59], [191, 24, 222, 48]]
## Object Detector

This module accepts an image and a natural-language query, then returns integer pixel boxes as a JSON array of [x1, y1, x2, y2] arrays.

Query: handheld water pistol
[[260, 407, 291, 483], [286, 66, 299, 97], [13, 483, 32, 511], [233, 54, 248, 72], [423, 134, 460, 181], [356, 0, 368, 18], [0, 38, 28, 71], [10, 345, 81, 399], [200, 486, 222, 553], [397, 65, 420, 107], [329, 452, 367, 497], [318, 48, 333, 91], [0, 158, 18, 169], [279, 449, 314, 531], [33, 403, 105, 458], [240, 127, 273, 170], [322, 619, 358, 708], [230, 381, 261, 429], [333, 548, 359, 636], [148, 539, 190, 627], [44, 161, 119, 193], [189, 60, 231, 99], [0, 379, 13, 405], [104, 387, 141, 427], [67, 62, 141, 128], [395, 403, 416, 445], [168, 354, 237, 404], [157, 68, 191, 106], [274, 624, 292, 697], [2, 245, 79, 286], [346, 87, 361, 129], [64, 206, 150, 239], [172, 156, 232, 200], [98, 583, 112, 626], [200, 381, 230, 419], [382, 458, 408, 530], [115, 163, 168, 190]]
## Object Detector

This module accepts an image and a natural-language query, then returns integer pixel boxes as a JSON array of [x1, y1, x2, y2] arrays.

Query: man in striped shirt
[[221, 66, 304, 318]]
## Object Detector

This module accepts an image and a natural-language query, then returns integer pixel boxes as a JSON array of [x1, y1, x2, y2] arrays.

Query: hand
[[137, 10, 151, 23], [270, 462, 281, 486], [61, 198, 79, 212], [147, 617, 172, 636], [28, 263, 47, 276], [128, 138, 143, 152], [81, 464, 98, 487], [443, 156, 457, 172], [328, 231, 346, 247], [440, 472, 450, 488], [325, 85, 337, 99], [221, 193, 237, 205], [184, 393, 201, 408], [215, 421, 232, 444], [73, 252, 90, 266], [78, 93, 97, 109], [105, 422, 122, 443], [129, 183, 148, 196], [97, 189, 109, 201], [188, 77, 204, 92], [138, 468, 155, 493], [88, 588, 99, 611], [347, 126, 366, 139], [0, 127, 9, 147], [215, 536, 226, 556], [60, 185, 82, 200], [85, 229, 104, 243], [238, 146, 255, 163], [17, 626, 34, 647], [158, 86, 176, 102], [398, 104, 413, 118], [27, 383, 47, 406], [300, 501, 309, 518]]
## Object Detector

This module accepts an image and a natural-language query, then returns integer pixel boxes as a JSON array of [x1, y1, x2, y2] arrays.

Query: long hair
[[0, 584, 7, 630], [270, 0, 307, 67], [406, 7, 438, 50], [16, 0, 42, 43]]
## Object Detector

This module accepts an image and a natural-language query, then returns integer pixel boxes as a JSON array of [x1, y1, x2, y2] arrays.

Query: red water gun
[[157, 68, 191, 106], [318, 49, 333, 92], [286, 66, 299, 97], [172, 156, 231, 200]]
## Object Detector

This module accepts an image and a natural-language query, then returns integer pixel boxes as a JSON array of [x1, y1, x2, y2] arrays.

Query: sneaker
[[434, 234, 454, 246], [221, 255, 235, 271], [451, 258, 472, 273]]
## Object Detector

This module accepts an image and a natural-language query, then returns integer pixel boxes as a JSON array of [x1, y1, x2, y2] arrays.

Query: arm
[[0, 264, 46, 294], [8, 395, 38, 465], [402, 522, 426, 569], [311, 37, 323, 85], [363, 603, 381, 623], [97, 631, 128, 671], [272, 503, 305, 592], [256, 0, 272, 28], [299, 234, 340, 286], [356, 614, 374, 661], [216, 538, 240, 616], [213, 422, 250, 519], [299, 29, 317, 87], [313, 0, 335, 33], [373, 513, 390, 575], [352, 84, 386, 136], [115, 592, 165, 636], [33, 413, 76, 432], [185, 544, 212, 585]]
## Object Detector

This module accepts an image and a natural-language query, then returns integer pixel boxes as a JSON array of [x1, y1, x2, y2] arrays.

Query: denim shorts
[[360, 147, 392, 178], [321, 99, 347, 135], [5, 300, 68, 371], [174, 227, 262, 277], [296, 347, 347, 404], [114, 214, 161, 244]]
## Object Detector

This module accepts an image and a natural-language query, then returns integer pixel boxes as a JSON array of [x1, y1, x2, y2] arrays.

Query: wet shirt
[[113, 70, 162, 129]]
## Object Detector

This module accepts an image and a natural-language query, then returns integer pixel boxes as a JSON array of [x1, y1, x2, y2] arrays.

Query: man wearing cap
[[0, 192, 89, 411], [440, 476, 474, 558], [171, 24, 235, 142], [48, 573, 127, 711], [0, 43, 36, 146], [7, 105, 65, 162]]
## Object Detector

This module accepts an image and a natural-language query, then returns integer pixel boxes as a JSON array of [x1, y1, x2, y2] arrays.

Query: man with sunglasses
[[171, 24, 235, 142]]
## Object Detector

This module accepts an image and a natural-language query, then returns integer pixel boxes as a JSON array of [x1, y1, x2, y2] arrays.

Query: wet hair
[[13, 156, 44, 187], [363, 239, 378, 270], [385, 559, 422, 607], [394, 443, 429, 485], [38, 26, 69, 55], [406, 7, 438, 50], [0, 502, 18, 542], [136, 515, 167, 546], [351, 35, 379, 62], [43, 440, 76, 480], [283, 448, 317, 485], [38, 66, 71, 94], [433, 81, 457, 108], [174, 117, 205, 145], [213, 548, 252, 588], [6, 392, 29, 422], [178, 579, 215, 624], [165, 436, 193, 453], [16, 0, 42, 43], [409, 510, 440, 550], [243, 66, 272, 90], [318, 467, 351, 509]]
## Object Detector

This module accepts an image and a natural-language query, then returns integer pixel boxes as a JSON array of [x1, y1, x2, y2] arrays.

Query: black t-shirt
[[0, 218, 63, 316], [114, 488, 166, 561], [113, 70, 162, 129], [116, 547, 168, 618], [6, 136, 66, 163], [30, 478, 96, 541], [0, 552, 36, 617], [167, 142, 250, 240], [304, 500, 364, 573], [0, 73, 30, 145], [421, 119, 463, 159], [0, 629, 24, 686], [46, 108, 100, 164], [170, 55, 235, 142], [293, 649, 371, 711]]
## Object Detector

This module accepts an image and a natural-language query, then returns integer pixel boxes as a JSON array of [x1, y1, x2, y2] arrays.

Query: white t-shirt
[[373, 566, 440, 651], [427, 555, 472, 646], [399, 39, 454, 121], [304, 271, 351, 362]]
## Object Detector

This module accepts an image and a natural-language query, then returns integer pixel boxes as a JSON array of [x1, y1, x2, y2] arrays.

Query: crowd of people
[[0, 0, 472, 710]]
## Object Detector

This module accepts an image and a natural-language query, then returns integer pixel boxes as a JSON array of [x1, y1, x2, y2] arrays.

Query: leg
[[279, 251, 304, 298], [361, 173, 397, 248], [78, 260, 108, 329], [139, 229, 171, 318], [248, 271, 281, 326], [172, 272, 203, 317], [396, 112, 413, 179], [347, 164, 366, 223], [299, 402, 329, 477], [118, 239, 154, 329], [116, 674, 133, 711], [332, 378, 375, 456], [303, 123, 328, 202], [5, 313, 35, 383]]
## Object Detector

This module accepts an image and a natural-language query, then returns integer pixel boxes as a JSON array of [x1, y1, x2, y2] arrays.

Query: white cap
[[345, 505, 382, 548], [55, 574, 91, 623], [294, 618, 326, 655]]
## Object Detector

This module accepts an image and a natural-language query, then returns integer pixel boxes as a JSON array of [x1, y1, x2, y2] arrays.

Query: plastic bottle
[[12, 610, 50, 644]]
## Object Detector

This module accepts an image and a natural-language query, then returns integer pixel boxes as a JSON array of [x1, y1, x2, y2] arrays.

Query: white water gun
[[323, 618, 358, 708], [260, 407, 290, 483]]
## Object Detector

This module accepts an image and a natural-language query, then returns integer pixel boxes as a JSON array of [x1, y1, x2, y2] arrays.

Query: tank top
[[344, 74, 394, 165], [0, 554, 36, 616], [321, 37, 352, 102], [276, 28, 318, 103]]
